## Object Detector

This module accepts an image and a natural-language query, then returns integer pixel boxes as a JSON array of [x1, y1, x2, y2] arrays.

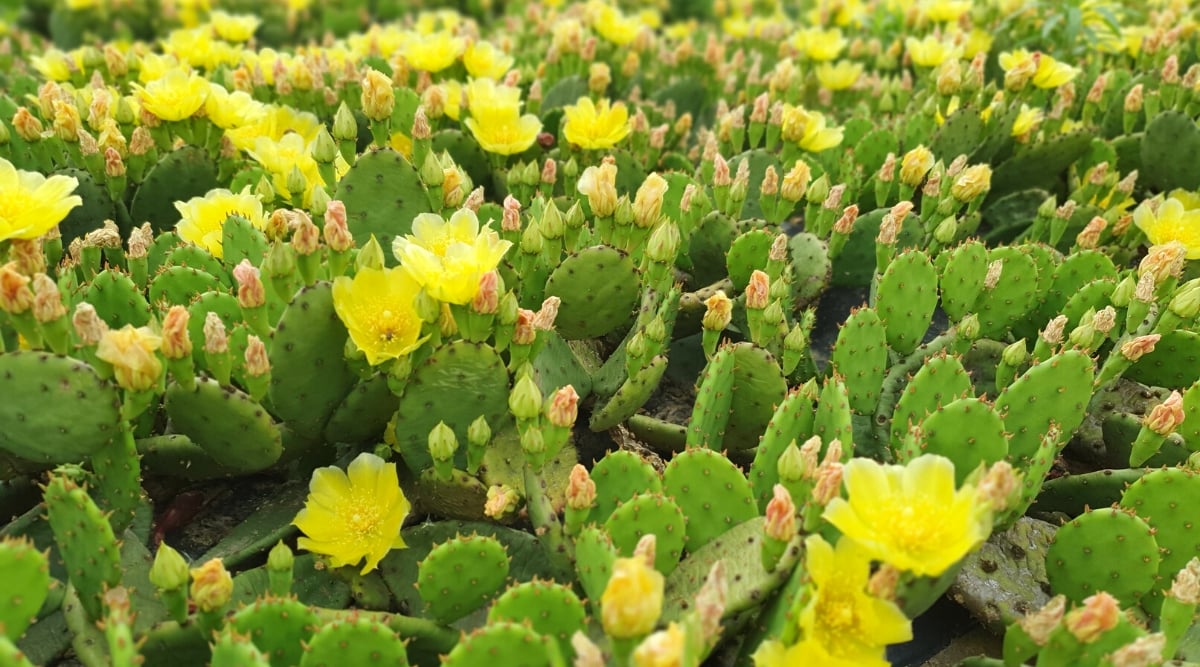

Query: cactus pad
[[604, 492, 687, 575], [1119, 468, 1200, 613], [1127, 330, 1200, 390], [441, 622, 554, 667], [994, 350, 1094, 461], [0, 538, 50, 641], [663, 449, 757, 551], [333, 148, 433, 256], [324, 374, 397, 446], [875, 250, 939, 355], [906, 397, 1007, 485], [230, 597, 320, 667], [829, 307, 888, 414], [1045, 507, 1160, 608], [1140, 110, 1200, 192], [725, 343, 788, 451], [974, 246, 1038, 339], [416, 534, 511, 624], [487, 580, 586, 660], [164, 377, 282, 473], [43, 474, 121, 621], [543, 245, 639, 340], [726, 229, 775, 290], [750, 388, 816, 511], [587, 450, 663, 526], [81, 269, 152, 328], [129, 146, 219, 231], [299, 616, 409, 666], [587, 354, 668, 431], [148, 266, 226, 308], [938, 240, 988, 322], [888, 353, 972, 451], [572, 525, 617, 615]]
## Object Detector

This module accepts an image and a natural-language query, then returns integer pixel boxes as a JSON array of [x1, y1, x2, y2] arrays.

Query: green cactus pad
[[333, 147, 433, 256], [0, 538, 49, 641], [147, 266, 226, 308], [323, 374, 397, 445], [728, 149, 781, 219], [813, 375, 854, 457], [210, 631, 271, 667], [987, 131, 1092, 202], [930, 109, 984, 162], [0, 635, 38, 667], [788, 232, 831, 308], [995, 350, 1094, 461], [1119, 468, 1200, 613], [938, 240, 989, 322], [441, 622, 555, 667], [136, 434, 237, 480], [1033, 250, 1116, 328], [905, 397, 1007, 485], [299, 616, 409, 667], [1140, 110, 1200, 192], [531, 331, 593, 400], [974, 246, 1038, 339], [1058, 280, 1116, 332], [875, 250, 938, 355], [831, 207, 923, 287], [43, 474, 121, 621], [888, 353, 973, 452], [750, 388, 816, 511], [688, 211, 738, 286], [587, 450, 663, 526], [829, 307, 888, 414], [413, 468, 489, 522], [661, 517, 800, 623], [432, 129, 491, 194], [1127, 330, 1200, 390], [393, 341, 509, 471], [1045, 507, 1160, 608], [164, 377, 282, 473], [230, 597, 320, 667], [129, 146, 220, 232], [89, 428, 143, 535], [1031, 468, 1147, 517], [604, 492, 687, 575], [221, 215, 271, 271], [269, 282, 358, 441], [54, 168, 117, 242], [164, 244, 230, 281], [81, 269, 152, 328], [146, 230, 186, 276], [726, 229, 775, 291], [663, 449, 757, 551], [853, 128, 899, 175], [186, 290, 241, 349], [686, 346, 735, 451], [543, 245, 639, 340], [0, 352, 122, 464], [572, 525, 617, 616], [1178, 380, 1200, 449], [726, 343, 788, 451], [588, 354, 668, 431], [417, 534, 511, 624], [487, 580, 586, 660]]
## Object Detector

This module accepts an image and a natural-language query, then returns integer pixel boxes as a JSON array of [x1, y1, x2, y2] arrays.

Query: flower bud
[[1064, 591, 1120, 643], [233, 260, 266, 309], [1169, 279, 1200, 319], [502, 195, 521, 232], [633, 173, 668, 228], [32, 273, 66, 323], [485, 485, 520, 519], [190, 558, 233, 614], [547, 385, 579, 428], [900, 145, 934, 187], [780, 160, 811, 202], [149, 543, 190, 592], [509, 374, 543, 420], [333, 102, 358, 141], [646, 222, 680, 263], [746, 270, 770, 310], [291, 215, 321, 256], [602, 555, 664, 638], [1109, 634, 1167, 667], [631, 623, 685, 667], [1169, 558, 1200, 605], [361, 69, 395, 122], [72, 302, 108, 346], [472, 271, 500, 314], [1139, 242, 1187, 285], [566, 464, 597, 511], [0, 262, 33, 314], [428, 421, 458, 462], [702, 291, 733, 331], [533, 296, 560, 331], [244, 335, 270, 377], [764, 485, 797, 542], [950, 164, 992, 202], [1019, 595, 1066, 646], [512, 307, 536, 345], [1042, 315, 1068, 345], [1144, 391, 1185, 436], [1120, 334, 1160, 362], [577, 162, 619, 217], [811, 461, 844, 506]]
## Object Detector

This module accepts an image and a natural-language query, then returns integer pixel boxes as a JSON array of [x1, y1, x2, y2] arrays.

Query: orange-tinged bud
[[547, 385, 579, 428], [73, 303, 108, 346], [472, 271, 500, 314], [566, 464, 596, 511], [702, 291, 733, 331], [764, 485, 797, 542], [129, 126, 155, 155], [190, 558, 233, 614], [96, 325, 163, 391], [244, 335, 270, 377], [12, 107, 44, 142], [513, 308, 536, 345], [233, 260, 266, 309], [712, 154, 731, 187], [1076, 216, 1106, 249], [0, 262, 33, 314], [1120, 334, 1160, 362], [1139, 242, 1187, 285], [1064, 592, 1120, 643], [161, 305, 192, 359], [32, 273, 66, 323], [1019, 595, 1066, 646], [822, 183, 846, 211], [323, 202, 354, 253], [484, 484, 520, 519], [502, 195, 521, 231], [834, 204, 859, 235], [291, 215, 320, 256], [51, 100, 82, 142], [631, 622, 685, 667], [1125, 83, 1144, 113], [103, 147, 126, 178], [1144, 390, 1185, 436], [746, 270, 770, 310], [533, 296, 560, 331], [361, 69, 395, 122], [811, 461, 844, 505], [203, 312, 228, 355]]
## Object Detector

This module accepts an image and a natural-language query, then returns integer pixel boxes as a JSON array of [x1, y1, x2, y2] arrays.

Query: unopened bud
[[1042, 315, 1068, 345], [746, 270, 770, 309], [485, 485, 520, 519], [764, 485, 796, 542], [244, 335, 269, 377], [233, 260, 266, 309], [73, 303, 108, 346], [203, 312, 228, 355], [1076, 216, 1106, 249], [1144, 391, 1185, 436], [566, 464, 596, 511], [547, 385, 579, 428], [1019, 595, 1066, 646], [1064, 592, 1120, 643], [31, 273, 66, 323], [190, 558, 233, 614], [361, 69, 395, 121]]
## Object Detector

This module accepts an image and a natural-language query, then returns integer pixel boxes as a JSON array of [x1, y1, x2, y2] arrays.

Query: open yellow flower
[[464, 40, 514, 79], [823, 455, 991, 577], [780, 105, 843, 152], [204, 83, 267, 129], [905, 36, 960, 67], [175, 187, 266, 259], [1010, 104, 1044, 138], [563, 97, 631, 150], [293, 452, 411, 574], [403, 30, 464, 73], [393, 208, 513, 305], [96, 325, 164, 392], [0, 158, 82, 242], [332, 267, 428, 365], [465, 78, 524, 118], [465, 106, 542, 156], [588, 1, 641, 46], [921, 0, 971, 22], [246, 133, 325, 205], [999, 49, 1078, 89], [815, 60, 863, 91], [601, 556, 664, 638], [792, 27, 847, 61], [1134, 196, 1200, 259], [132, 67, 209, 121], [209, 10, 261, 42]]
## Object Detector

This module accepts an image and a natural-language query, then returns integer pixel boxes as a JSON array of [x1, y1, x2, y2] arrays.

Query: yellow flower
[[293, 452, 411, 574], [464, 40, 514, 80], [132, 68, 209, 121], [960, 28, 994, 59], [332, 267, 427, 365], [441, 80, 465, 120], [577, 162, 619, 217], [227, 104, 323, 153], [632, 622, 685, 667], [175, 187, 266, 259], [588, 1, 642, 46], [136, 52, 178, 84], [209, 10, 260, 42], [465, 78, 523, 117], [905, 35, 960, 67], [1134, 196, 1200, 260], [30, 49, 80, 82], [0, 159, 81, 242], [921, 0, 971, 22], [780, 105, 843, 152], [403, 30, 464, 73], [793, 27, 847, 61], [390, 131, 413, 160], [815, 60, 863, 91], [601, 556, 664, 638], [753, 637, 876, 667], [563, 97, 631, 150], [465, 107, 542, 156], [392, 208, 513, 305], [204, 83, 267, 129], [96, 325, 164, 392], [823, 455, 992, 576], [798, 535, 912, 663], [1031, 54, 1078, 89], [1011, 104, 1044, 137], [246, 133, 324, 205]]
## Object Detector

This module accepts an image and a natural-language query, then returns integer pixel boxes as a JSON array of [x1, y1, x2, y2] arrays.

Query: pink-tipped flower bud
[[811, 460, 844, 506], [764, 485, 797, 542], [712, 154, 731, 187], [72, 302, 108, 346], [233, 260, 266, 309], [244, 335, 270, 377], [1064, 592, 1121, 643], [323, 201, 354, 252], [291, 214, 320, 256], [566, 464, 597, 511], [1120, 334, 1160, 362], [513, 308, 536, 345], [746, 271, 770, 310], [1144, 391, 1185, 436], [1076, 216, 1106, 249], [502, 194, 522, 232], [547, 385, 579, 428], [203, 312, 228, 355], [161, 305, 192, 359], [472, 271, 500, 314]]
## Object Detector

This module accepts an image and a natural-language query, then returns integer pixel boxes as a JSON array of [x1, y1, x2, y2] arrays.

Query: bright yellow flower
[[30, 49, 81, 82], [464, 40, 514, 80], [563, 97, 631, 149], [601, 556, 664, 638], [174, 187, 266, 259], [1134, 196, 1200, 260], [921, 0, 971, 22], [441, 80, 465, 120], [793, 27, 847, 61], [136, 52, 178, 84], [96, 325, 163, 392], [780, 105, 843, 152], [465, 78, 523, 117], [227, 104, 323, 153], [905, 35, 960, 67], [465, 107, 541, 156], [632, 622, 685, 667], [823, 455, 992, 577], [163, 27, 238, 70], [132, 67, 209, 121], [799, 535, 913, 663], [390, 131, 413, 160], [209, 11, 260, 42], [204, 83, 267, 129], [246, 133, 324, 205], [0, 158, 81, 242], [332, 267, 428, 365], [403, 30, 465, 73], [960, 28, 994, 59], [392, 208, 513, 305], [588, 1, 642, 46], [753, 637, 875, 667], [1010, 104, 1044, 137], [999, 50, 1077, 89], [294, 452, 411, 574], [815, 60, 863, 91]]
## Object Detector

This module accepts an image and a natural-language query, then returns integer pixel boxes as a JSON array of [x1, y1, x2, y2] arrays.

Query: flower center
[[371, 308, 412, 344], [0, 191, 34, 227], [343, 495, 382, 539]]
